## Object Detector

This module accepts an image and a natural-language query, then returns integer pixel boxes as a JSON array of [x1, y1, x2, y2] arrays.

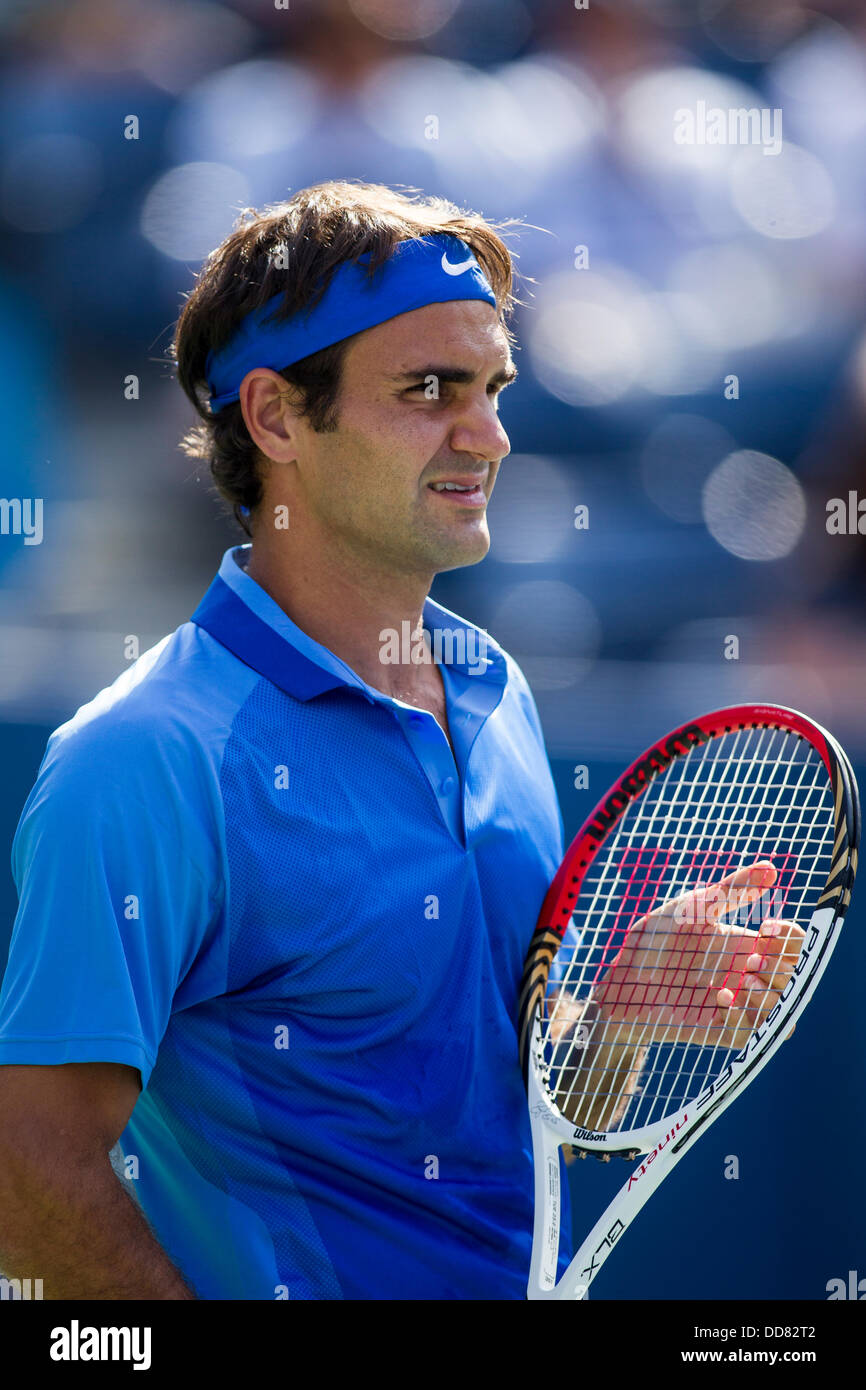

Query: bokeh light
[[489, 580, 601, 690], [348, 0, 461, 42], [528, 267, 653, 407], [769, 20, 866, 143], [730, 142, 836, 240], [617, 65, 768, 174], [167, 60, 322, 161], [699, 0, 804, 64], [488, 456, 576, 564], [140, 162, 250, 261], [702, 450, 806, 561], [669, 243, 786, 350], [360, 55, 600, 202], [640, 415, 736, 524]]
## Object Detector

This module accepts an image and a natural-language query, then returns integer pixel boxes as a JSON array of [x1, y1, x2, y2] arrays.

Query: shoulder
[[45, 620, 256, 784], [13, 621, 260, 873]]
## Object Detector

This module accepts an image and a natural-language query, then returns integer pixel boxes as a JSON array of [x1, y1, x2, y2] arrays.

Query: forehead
[[343, 299, 512, 376]]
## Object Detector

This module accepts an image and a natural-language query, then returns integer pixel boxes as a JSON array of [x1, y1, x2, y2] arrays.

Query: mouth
[[427, 479, 487, 508]]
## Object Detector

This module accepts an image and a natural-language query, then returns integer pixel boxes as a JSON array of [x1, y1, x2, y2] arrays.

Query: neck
[[244, 530, 435, 698]]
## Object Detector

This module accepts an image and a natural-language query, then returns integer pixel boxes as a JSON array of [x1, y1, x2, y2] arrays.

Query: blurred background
[[1, 0, 864, 1299]]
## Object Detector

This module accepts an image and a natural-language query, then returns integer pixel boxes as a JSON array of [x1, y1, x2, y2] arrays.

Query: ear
[[239, 368, 304, 464]]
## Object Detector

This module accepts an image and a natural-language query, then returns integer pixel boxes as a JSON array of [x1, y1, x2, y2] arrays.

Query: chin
[[432, 532, 490, 573]]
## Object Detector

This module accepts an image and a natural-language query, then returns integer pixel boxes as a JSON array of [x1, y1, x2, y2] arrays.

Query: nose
[[450, 394, 511, 465]]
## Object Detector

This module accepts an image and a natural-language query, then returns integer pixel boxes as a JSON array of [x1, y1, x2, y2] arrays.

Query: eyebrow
[[386, 362, 518, 388]]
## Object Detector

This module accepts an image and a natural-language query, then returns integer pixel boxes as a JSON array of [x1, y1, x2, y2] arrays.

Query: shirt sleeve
[[0, 710, 224, 1090]]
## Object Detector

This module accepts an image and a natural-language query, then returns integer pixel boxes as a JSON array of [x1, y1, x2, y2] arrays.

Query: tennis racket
[[518, 703, 859, 1300]]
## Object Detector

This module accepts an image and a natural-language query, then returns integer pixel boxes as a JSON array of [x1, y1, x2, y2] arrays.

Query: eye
[[403, 381, 451, 401]]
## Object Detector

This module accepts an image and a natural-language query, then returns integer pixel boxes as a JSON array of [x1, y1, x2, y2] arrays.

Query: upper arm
[[0, 712, 223, 1092], [0, 1062, 141, 1166]]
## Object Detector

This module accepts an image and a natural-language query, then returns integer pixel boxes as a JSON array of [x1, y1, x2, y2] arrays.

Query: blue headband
[[205, 233, 498, 412]]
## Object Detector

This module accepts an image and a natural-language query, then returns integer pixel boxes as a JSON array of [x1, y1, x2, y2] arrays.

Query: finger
[[750, 961, 794, 993], [716, 981, 767, 1023], [667, 862, 777, 929], [743, 946, 796, 990], [742, 972, 771, 992], [716, 976, 782, 1037], [756, 919, 804, 946], [702, 862, 777, 925], [715, 978, 796, 1048], [757, 919, 805, 957], [741, 978, 793, 1046], [712, 989, 758, 1049], [747, 925, 804, 983]]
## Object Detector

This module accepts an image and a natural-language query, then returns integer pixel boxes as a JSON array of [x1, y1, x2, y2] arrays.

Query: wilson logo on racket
[[520, 703, 859, 1300], [586, 724, 709, 840]]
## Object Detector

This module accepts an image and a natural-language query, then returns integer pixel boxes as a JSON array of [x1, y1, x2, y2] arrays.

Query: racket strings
[[652, 733, 831, 1123], [553, 740, 825, 1129], [541, 726, 835, 1133], [561, 734, 824, 1129]]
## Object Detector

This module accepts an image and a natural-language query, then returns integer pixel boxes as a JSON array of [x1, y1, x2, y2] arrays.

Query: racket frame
[[519, 703, 859, 1300]]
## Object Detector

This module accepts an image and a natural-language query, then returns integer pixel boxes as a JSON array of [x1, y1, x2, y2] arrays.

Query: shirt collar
[[190, 545, 506, 704]]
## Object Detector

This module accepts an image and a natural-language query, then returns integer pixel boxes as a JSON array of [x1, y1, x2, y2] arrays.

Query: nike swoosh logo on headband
[[441, 251, 476, 276]]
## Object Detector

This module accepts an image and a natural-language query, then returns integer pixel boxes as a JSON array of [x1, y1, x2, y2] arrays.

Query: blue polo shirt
[[0, 545, 571, 1299]]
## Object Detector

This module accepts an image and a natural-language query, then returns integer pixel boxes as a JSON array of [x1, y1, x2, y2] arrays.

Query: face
[[278, 300, 514, 579]]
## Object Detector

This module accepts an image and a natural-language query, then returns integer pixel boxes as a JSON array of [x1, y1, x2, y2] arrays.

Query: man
[[0, 181, 799, 1299]]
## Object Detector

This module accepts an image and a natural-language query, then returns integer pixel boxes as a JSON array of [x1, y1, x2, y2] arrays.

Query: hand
[[593, 861, 804, 1050]]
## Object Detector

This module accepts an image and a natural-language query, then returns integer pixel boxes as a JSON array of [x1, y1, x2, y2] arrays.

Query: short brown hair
[[171, 180, 522, 536]]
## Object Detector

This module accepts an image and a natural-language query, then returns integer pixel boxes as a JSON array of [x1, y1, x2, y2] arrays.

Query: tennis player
[[0, 180, 796, 1299]]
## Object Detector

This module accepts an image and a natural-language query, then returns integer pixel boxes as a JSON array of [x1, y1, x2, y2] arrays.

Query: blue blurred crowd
[[0, 0, 865, 756]]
